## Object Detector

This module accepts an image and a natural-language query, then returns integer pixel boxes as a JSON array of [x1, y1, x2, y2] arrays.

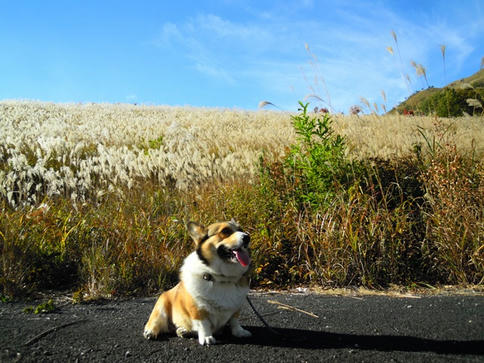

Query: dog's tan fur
[[143, 220, 251, 345]]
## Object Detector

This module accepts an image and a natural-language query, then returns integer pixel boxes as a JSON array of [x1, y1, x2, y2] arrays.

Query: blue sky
[[1, 0, 483, 113]]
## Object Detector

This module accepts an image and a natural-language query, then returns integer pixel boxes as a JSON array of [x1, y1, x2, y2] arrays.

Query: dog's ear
[[187, 221, 207, 244], [229, 218, 240, 228]]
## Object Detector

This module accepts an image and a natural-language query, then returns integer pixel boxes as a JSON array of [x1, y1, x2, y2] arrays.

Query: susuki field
[[1, 101, 483, 299]]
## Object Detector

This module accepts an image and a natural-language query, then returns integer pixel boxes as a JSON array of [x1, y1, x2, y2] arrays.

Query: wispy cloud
[[193, 62, 235, 84], [152, 1, 483, 111], [126, 94, 137, 102], [154, 22, 183, 47], [3, 1, 481, 110]]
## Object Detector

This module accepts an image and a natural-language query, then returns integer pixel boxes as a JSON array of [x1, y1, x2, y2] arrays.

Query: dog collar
[[202, 272, 249, 284], [202, 272, 231, 283]]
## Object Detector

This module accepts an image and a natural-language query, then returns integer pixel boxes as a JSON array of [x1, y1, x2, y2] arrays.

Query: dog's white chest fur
[[181, 252, 249, 327]]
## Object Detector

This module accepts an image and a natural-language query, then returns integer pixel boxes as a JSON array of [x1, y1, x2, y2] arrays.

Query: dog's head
[[187, 219, 250, 270]]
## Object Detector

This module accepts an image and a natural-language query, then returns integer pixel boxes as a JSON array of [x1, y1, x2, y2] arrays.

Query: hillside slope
[[391, 69, 484, 116]]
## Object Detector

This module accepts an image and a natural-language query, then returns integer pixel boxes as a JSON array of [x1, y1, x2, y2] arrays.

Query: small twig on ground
[[267, 300, 319, 318], [24, 319, 88, 346]]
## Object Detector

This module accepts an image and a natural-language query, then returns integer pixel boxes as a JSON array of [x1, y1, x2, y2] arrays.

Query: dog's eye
[[220, 227, 233, 236], [242, 233, 250, 247]]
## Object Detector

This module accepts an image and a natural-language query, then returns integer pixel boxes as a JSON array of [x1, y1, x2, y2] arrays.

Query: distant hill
[[390, 69, 484, 116], [447, 69, 484, 89]]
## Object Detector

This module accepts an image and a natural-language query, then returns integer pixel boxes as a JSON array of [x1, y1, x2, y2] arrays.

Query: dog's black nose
[[242, 233, 250, 247]]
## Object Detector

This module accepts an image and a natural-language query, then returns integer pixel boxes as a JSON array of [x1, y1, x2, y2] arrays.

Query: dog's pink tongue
[[234, 250, 250, 267]]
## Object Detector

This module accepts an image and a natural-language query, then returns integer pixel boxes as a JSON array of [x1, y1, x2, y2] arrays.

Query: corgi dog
[[143, 220, 252, 345]]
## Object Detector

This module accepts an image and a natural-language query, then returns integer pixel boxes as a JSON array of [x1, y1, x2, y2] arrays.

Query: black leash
[[246, 296, 284, 337]]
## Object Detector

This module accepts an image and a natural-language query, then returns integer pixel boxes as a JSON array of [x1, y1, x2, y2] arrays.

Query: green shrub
[[272, 102, 356, 209], [419, 88, 484, 116]]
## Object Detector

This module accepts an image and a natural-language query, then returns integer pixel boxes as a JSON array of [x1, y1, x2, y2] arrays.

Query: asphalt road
[[1, 292, 483, 362]]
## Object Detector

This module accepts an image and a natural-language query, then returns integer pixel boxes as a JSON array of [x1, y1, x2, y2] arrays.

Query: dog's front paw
[[176, 327, 189, 338], [199, 335, 216, 346], [143, 329, 157, 340], [232, 326, 252, 338]]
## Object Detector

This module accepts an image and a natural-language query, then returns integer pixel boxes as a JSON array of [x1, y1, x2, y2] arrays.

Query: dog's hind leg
[[229, 312, 252, 338], [143, 294, 171, 339]]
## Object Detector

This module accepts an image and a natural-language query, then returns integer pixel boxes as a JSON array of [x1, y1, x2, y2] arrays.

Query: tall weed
[[417, 121, 483, 284]]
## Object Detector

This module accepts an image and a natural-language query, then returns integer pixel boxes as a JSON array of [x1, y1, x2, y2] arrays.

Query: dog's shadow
[[224, 326, 483, 356]]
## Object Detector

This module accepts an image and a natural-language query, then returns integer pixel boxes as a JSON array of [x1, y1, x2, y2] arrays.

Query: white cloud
[[193, 62, 235, 84], [151, 2, 483, 112], [126, 94, 137, 102], [195, 14, 271, 42], [153, 22, 182, 47]]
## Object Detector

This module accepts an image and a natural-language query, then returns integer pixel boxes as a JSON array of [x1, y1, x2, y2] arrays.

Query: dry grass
[[0, 101, 292, 207], [1, 101, 482, 208], [330, 113, 484, 159], [1, 101, 483, 298]]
